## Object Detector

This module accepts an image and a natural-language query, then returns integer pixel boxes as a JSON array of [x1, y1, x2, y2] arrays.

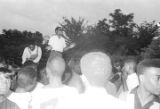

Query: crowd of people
[[0, 26, 160, 109]]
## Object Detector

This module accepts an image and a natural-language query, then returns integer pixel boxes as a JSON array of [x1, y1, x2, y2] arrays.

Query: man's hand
[[63, 43, 76, 51]]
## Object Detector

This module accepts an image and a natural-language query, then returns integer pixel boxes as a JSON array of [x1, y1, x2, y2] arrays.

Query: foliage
[[0, 29, 43, 66], [143, 37, 160, 59], [60, 17, 86, 44]]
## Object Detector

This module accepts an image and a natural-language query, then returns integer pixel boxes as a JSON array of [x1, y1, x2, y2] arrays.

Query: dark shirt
[[131, 87, 160, 109]]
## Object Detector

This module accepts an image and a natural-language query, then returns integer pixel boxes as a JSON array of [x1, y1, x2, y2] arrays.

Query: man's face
[[0, 72, 11, 95], [29, 44, 35, 51], [141, 67, 160, 96], [56, 29, 63, 36]]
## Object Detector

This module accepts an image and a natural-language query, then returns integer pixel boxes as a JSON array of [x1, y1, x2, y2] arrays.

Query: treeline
[[0, 9, 160, 66]]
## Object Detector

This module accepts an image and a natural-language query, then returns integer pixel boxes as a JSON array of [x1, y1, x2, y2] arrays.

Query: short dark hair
[[137, 59, 160, 76], [55, 27, 62, 32], [17, 66, 37, 89]]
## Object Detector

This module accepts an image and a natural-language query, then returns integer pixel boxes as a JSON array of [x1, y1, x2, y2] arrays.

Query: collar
[[131, 86, 160, 109]]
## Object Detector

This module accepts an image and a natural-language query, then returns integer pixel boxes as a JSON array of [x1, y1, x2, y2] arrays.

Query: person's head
[[137, 59, 160, 96], [122, 57, 137, 75], [28, 42, 36, 51], [23, 61, 37, 72], [37, 63, 49, 85], [0, 68, 12, 96], [46, 56, 66, 80], [80, 51, 112, 87], [55, 27, 63, 36], [17, 66, 37, 92], [68, 57, 81, 75]]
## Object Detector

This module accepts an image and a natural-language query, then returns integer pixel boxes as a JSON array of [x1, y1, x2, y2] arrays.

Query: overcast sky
[[0, 0, 159, 35]]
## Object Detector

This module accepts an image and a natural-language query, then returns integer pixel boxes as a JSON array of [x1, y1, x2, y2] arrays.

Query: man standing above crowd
[[46, 27, 75, 59]]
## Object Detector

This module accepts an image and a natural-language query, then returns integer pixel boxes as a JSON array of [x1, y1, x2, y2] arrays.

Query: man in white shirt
[[22, 43, 42, 65], [46, 27, 75, 64], [9, 66, 44, 109], [57, 51, 129, 109], [122, 57, 139, 92], [31, 53, 78, 109], [119, 59, 160, 109]]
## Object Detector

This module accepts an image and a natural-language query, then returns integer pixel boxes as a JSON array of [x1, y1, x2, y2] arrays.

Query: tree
[[60, 17, 86, 44], [143, 37, 160, 59], [0, 29, 43, 66], [135, 21, 158, 53], [109, 9, 136, 37], [108, 9, 136, 55]]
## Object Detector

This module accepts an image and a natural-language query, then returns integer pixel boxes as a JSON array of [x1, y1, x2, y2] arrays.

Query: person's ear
[[139, 74, 144, 82]]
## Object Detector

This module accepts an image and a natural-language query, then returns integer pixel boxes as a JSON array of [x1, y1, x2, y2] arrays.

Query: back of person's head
[[23, 61, 37, 72], [46, 56, 66, 78], [17, 66, 37, 92], [37, 63, 49, 85], [68, 57, 81, 75], [122, 57, 138, 74], [137, 59, 160, 76], [80, 51, 112, 87]]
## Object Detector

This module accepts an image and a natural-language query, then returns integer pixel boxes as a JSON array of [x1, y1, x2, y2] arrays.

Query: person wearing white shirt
[[119, 59, 160, 109], [46, 27, 75, 64], [122, 58, 139, 92], [56, 51, 130, 109], [8, 66, 44, 109], [31, 53, 78, 109], [22, 43, 42, 65]]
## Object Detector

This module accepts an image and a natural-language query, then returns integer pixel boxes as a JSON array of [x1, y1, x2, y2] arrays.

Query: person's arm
[[22, 47, 29, 64], [33, 47, 42, 63], [63, 43, 76, 51], [46, 37, 53, 51]]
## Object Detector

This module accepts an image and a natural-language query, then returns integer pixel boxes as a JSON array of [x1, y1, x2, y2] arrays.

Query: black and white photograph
[[0, 0, 160, 109]]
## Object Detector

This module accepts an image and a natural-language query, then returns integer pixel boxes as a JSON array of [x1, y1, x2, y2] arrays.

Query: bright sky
[[0, 0, 159, 35]]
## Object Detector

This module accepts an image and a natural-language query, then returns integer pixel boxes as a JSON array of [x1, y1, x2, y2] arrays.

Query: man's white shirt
[[22, 45, 42, 64], [48, 35, 66, 52], [8, 83, 44, 109], [56, 75, 130, 109], [31, 85, 78, 109], [126, 73, 139, 92]]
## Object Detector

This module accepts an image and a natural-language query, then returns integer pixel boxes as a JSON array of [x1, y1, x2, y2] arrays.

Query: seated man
[[0, 67, 20, 109], [9, 66, 43, 109], [32, 55, 78, 109], [120, 59, 160, 109], [22, 42, 42, 65]]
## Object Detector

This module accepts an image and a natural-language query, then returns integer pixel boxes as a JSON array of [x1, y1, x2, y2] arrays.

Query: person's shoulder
[[4, 98, 20, 109]]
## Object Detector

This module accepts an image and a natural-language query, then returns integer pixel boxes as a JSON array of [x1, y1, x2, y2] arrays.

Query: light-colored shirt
[[31, 85, 78, 109], [48, 35, 66, 52], [57, 75, 130, 109], [22, 45, 42, 64], [9, 83, 44, 109], [126, 73, 139, 92]]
